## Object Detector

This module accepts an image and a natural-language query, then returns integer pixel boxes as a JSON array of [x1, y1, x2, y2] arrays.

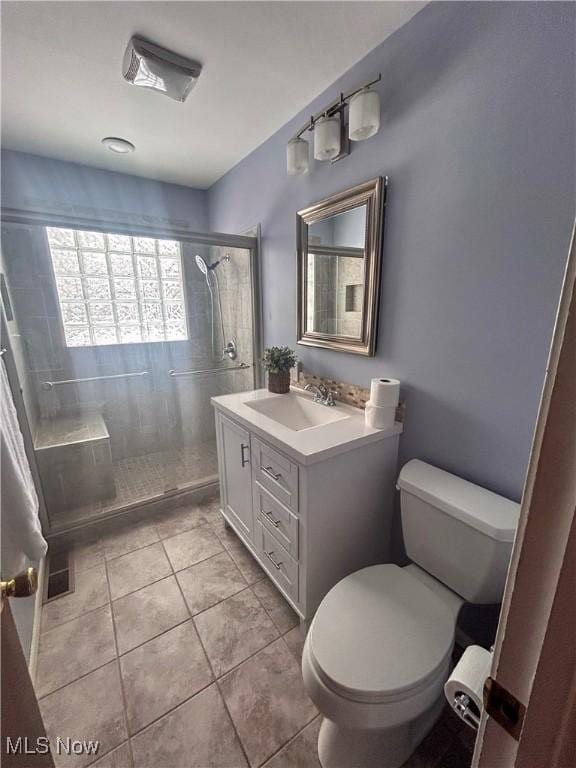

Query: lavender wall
[[1, 149, 209, 231], [209, 1, 576, 500]]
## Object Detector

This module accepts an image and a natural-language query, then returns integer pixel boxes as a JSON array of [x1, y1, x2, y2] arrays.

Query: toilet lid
[[309, 564, 455, 703]]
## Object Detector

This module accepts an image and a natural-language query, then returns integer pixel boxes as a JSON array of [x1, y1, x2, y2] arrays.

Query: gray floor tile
[[130, 684, 248, 768], [219, 638, 317, 766], [104, 522, 160, 561], [36, 604, 116, 698], [195, 588, 278, 677], [209, 513, 231, 541], [39, 661, 128, 768], [91, 742, 133, 768], [283, 626, 306, 663], [252, 579, 299, 633], [176, 551, 246, 615], [263, 717, 322, 768], [120, 621, 213, 734], [154, 503, 208, 540], [197, 496, 222, 524], [39, 509, 463, 768], [224, 537, 266, 585], [42, 562, 108, 632], [112, 575, 189, 655], [162, 525, 223, 572], [71, 539, 107, 572], [107, 542, 172, 600]]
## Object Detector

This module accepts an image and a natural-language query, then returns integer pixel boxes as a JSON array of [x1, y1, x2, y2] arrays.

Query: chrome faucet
[[304, 383, 337, 407]]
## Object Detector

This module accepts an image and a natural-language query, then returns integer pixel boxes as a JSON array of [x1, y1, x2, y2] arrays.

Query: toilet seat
[[308, 564, 456, 705]]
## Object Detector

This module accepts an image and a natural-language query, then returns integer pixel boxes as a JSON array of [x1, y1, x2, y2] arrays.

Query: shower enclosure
[[0, 217, 260, 532]]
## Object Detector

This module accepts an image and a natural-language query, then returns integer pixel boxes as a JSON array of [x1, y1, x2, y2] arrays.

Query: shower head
[[195, 253, 231, 274], [195, 254, 209, 275]]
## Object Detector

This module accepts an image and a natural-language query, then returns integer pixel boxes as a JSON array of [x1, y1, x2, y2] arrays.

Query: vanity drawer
[[256, 522, 299, 602], [252, 437, 299, 512], [254, 482, 299, 559]]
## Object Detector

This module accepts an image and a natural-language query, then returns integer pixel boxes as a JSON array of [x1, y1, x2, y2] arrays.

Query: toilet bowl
[[302, 563, 462, 768], [302, 460, 520, 768]]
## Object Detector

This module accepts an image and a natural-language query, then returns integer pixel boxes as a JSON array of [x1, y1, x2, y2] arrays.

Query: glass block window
[[46, 227, 188, 347]]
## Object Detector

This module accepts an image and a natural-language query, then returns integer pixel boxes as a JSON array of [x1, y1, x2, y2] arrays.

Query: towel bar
[[42, 371, 149, 390], [168, 363, 250, 377]]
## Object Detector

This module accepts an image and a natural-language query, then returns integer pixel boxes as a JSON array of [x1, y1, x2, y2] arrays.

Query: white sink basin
[[245, 392, 350, 432]]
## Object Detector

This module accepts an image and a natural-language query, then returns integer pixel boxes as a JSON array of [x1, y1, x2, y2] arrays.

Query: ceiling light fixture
[[123, 36, 202, 102], [286, 73, 381, 176], [102, 137, 135, 154]]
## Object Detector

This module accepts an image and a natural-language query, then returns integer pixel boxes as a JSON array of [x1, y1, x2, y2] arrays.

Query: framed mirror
[[297, 177, 386, 356]]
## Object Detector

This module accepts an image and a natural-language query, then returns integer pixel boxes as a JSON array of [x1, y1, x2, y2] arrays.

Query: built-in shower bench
[[34, 411, 116, 512]]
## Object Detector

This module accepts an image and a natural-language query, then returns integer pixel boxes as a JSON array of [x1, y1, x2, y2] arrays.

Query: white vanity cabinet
[[217, 414, 253, 538], [213, 390, 402, 626]]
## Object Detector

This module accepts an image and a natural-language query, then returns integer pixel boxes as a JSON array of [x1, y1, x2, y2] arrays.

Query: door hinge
[[483, 676, 526, 741]]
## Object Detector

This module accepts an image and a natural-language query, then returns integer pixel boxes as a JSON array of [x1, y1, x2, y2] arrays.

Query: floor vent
[[45, 551, 75, 601]]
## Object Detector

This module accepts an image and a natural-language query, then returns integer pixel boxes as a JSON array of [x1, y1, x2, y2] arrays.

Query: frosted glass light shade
[[349, 88, 380, 141], [314, 116, 341, 161], [287, 138, 309, 175]]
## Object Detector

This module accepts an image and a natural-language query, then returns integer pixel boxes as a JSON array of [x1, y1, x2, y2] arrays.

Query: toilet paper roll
[[365, 401, 396, 430], [369, 378, 400, 408], [444, 645, 493, 730]]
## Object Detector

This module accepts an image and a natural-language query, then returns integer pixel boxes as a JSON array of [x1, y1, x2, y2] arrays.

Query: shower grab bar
[[168, 363, 251, 377], [42, 371, 149, 390]]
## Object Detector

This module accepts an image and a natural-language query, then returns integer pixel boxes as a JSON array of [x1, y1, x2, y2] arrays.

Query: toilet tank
[[397, 460, 520, 603]]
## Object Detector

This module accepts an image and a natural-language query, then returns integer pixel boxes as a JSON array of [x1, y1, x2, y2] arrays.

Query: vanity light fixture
[[349, 87, 380, 141], [286, 73, 381, 176], [287, 137, 309, 175], [314, 115, 341, 161]]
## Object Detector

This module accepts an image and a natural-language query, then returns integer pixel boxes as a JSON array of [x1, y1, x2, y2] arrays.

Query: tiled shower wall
[[336, 255, 364, 337], [208, 244, 255, 384], [310, 254, 364, 337], [1, 223, 254, 482]]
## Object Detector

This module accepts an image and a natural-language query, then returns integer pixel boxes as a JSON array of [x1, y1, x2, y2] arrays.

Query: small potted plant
[[262, 346, 297, 394]]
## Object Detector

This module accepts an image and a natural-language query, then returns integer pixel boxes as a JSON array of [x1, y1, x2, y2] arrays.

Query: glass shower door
[[0, 220, 257, 531], [166, 241, 257, 492]]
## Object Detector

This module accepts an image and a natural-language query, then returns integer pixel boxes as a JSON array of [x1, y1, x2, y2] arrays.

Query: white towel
[[1, 362, 47, 578]]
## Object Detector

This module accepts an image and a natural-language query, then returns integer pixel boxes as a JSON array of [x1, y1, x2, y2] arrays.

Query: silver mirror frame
[[297, 176, 387, 356]]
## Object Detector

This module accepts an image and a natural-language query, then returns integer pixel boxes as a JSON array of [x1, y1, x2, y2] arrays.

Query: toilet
[[302, 459, 520, 768]]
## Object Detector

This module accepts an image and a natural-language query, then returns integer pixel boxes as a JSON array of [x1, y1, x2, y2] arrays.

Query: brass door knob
[[1, 567, 38, 609]]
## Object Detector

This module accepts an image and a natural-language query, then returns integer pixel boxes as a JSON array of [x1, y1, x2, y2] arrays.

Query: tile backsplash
[[293, 367, 405, 422]]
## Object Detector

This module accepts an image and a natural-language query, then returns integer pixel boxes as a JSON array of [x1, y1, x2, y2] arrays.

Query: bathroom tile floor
[[37, 495, 474, 768]]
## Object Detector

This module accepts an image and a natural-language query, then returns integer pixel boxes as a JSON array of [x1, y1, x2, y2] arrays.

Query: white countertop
[[211, 387, 403, 465]]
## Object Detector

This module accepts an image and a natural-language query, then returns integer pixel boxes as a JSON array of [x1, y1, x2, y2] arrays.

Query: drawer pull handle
[[264, 550, 283, 570], [240, 443, 250, 467], [262, 509, 280, 528], [261, 465, 282, 481]]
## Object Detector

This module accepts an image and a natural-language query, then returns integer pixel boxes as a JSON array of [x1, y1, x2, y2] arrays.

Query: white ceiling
[[1, 1, 425, 189]]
